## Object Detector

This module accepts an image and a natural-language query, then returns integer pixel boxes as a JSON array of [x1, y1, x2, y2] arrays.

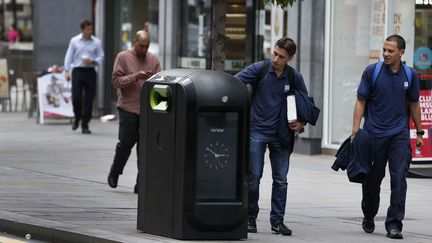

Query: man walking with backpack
[[352, 35, 423, 239], [235, 37, 308, 236]]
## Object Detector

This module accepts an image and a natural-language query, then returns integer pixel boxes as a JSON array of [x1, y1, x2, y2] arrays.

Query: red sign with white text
[[410, 89, 432, 161]]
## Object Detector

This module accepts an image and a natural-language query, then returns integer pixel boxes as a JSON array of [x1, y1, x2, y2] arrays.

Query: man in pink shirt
[[107, 30, 161, 193]]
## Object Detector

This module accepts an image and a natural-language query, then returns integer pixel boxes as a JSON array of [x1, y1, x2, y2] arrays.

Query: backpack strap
[[286, 64, 295, 88], [249, 60, 270, 100], [371, 61, 413, 89], [248, 60, 295, 101], [403, 64, 413, 86], [258, 60, 270, 84], [371, 61, 383, 88]]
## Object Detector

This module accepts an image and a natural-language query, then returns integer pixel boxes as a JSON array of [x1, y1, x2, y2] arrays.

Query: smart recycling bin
[[137, 69, 249, 240]]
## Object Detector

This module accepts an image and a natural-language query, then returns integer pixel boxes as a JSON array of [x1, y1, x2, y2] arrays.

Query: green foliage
[[263, 0, 297, 9]]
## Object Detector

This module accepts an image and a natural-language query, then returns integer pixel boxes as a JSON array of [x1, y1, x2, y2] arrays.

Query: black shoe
[[271, 222, 292, 236], [82, 128, 91, 134], [248, 217, 257, 233], [134, 184, 138, 194], [362, 217, 375, 233], [107, 173, 119, 188], [386, 229, 403, 239], [72, 120, 79, 131]]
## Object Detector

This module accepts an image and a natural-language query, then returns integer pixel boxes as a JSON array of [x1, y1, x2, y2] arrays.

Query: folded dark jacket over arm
[[332, 129, 374, 183]]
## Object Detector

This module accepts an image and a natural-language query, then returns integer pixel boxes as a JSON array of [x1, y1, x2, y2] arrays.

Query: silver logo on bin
[[221, 96, 228, 103]]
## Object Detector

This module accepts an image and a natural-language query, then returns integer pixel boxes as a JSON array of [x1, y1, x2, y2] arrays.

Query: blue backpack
[[371, 61, 413, 90]]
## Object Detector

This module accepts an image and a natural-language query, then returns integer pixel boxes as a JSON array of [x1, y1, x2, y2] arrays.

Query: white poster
[[369, 0, 386, 62], [38, 73, 73, 124], [0, 59, 9, 99]]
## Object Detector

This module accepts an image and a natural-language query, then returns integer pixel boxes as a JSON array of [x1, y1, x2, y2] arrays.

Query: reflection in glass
[[179, 0, 212, 69]]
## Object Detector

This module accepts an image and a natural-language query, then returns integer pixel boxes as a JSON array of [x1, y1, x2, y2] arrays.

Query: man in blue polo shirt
[[352, 35, 424, 239], [235, 37, 308, 236]]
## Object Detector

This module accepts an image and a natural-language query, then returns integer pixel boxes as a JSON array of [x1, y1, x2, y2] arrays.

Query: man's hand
[[416, 135, 424, 150], [135, 71, 152, 81], [82, 57, 94, 65], [289, 120, 305, 133], [351, 128, 359, 140], [64, 71, 71, 81]]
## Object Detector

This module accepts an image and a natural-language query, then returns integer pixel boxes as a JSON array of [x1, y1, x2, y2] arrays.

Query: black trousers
[[110, 108, 140, 183], [71, 68, 97, 129], [361, 130, 410, 232]]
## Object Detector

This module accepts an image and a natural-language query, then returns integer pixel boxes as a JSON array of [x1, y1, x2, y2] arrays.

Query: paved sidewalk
[[0, 113, 431, 242]]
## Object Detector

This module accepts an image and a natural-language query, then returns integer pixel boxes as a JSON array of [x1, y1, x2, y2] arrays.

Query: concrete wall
[[33, 0, 92, 71]]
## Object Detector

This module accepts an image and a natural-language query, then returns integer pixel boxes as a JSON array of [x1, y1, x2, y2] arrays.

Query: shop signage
[[180, 57, 206, 69], [37, 73, 73, 124], [414, 47, 432, 70], [411, 89, 432, 161], [225, 59, 248, 71], [369, 0, 386, 61], [416, 0, 432, 6]]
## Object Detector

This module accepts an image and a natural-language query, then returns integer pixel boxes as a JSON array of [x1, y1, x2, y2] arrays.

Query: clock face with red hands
[[202, 141, 232, 170]]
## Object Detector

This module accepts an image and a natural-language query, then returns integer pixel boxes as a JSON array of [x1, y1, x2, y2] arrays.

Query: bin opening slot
[[150, 84, 170, 112]]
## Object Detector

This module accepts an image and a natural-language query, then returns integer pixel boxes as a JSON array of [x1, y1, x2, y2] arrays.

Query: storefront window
[[326, 0, 373, 146], [225, 0, 249, 72], [179, 0, 212, 69], [414, 3, 432, 77], [118, 0, 159, 55], [179, 0, 250, 71], [0, 0, 33, 42], [325, 0, 415, 147]]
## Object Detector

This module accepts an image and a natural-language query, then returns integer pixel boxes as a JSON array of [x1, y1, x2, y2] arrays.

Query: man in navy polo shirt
[[235, 37, 308, 236], [352, 35, 424, 239]]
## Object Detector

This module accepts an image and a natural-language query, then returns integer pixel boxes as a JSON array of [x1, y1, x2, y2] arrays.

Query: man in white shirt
[[64, 19, 104, 134]]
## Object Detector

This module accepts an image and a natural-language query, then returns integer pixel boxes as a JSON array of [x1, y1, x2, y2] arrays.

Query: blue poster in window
[[414, 47, 432, 70]]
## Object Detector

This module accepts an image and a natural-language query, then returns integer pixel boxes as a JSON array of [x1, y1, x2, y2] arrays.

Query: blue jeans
[[361, 130, 410, 232], [248, 131, 291, 225]]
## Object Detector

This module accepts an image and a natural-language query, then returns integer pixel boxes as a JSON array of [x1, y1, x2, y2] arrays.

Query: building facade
[[323, 0, 432, 156], [31, 0, 432, 156]]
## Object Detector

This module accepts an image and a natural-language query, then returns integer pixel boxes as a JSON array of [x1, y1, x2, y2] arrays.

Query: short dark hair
[[80, 19, 93, 30], [386, 35, 405, 50], [275, 37, 296, 56]]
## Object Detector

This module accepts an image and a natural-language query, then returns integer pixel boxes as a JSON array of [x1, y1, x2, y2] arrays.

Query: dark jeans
[[71, 68, 96, 129], [110, 108, 140, 183], [361, 130, 410, 232], [248, 131, 291, 225]]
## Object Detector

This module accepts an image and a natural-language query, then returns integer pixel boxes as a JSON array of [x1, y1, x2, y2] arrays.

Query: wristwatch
[[416, 130, 425, 136]]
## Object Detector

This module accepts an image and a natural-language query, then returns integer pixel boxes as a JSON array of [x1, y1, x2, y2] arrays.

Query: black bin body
[[137, 69, 249, 240]]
